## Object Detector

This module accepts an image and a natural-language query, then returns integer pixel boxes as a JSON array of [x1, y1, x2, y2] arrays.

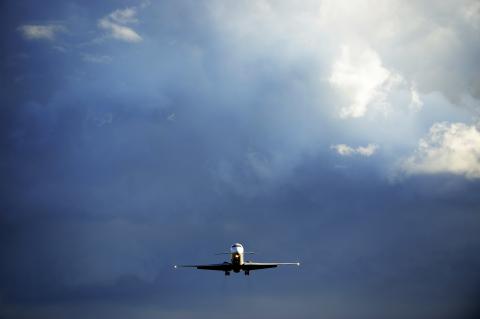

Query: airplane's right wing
[[174, 262, 232, 271]]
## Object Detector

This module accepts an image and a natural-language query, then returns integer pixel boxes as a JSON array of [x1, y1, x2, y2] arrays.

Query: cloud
[[400, 122, 480, 178], [98, 20, 142, 43], [109, 8, 139, 24], [462, 1, 480, 29], [409, 85, 423, 111], [329, 45, 403, 118], [98, 7, 142, 43], [331, 143, 379, 156], [321, 0, 480, 103], [18, 24, 66, 41], [3, 3, 480, 318]]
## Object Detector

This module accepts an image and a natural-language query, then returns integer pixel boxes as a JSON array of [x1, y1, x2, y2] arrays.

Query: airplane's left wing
[[174, 262, 232, 271], [242, 262, 300, 270]]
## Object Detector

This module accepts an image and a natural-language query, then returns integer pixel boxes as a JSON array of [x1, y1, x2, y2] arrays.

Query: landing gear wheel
[[244, 271, 250, 276], [225, 271, 230, 276]]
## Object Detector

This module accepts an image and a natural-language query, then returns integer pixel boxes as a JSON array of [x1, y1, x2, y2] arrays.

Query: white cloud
[[331, 144, 355, 156], [98, 7, 142, 43], [409, 85, 423, 111], [329, 45, 402, 118], [400, 122, 480, 179], [109, 8, 138, 24], [356, 144, 379, 156], [98, 19, 142, 43], [18, 24, 66, 41], [331, 143, 379, 157]]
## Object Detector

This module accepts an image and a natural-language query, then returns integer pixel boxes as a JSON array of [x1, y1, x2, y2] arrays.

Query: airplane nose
[[230, 245, 244, 254]]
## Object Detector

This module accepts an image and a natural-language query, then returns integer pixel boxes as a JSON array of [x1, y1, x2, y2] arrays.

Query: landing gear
[[225, 271, 230, 276], [244, 270, 250, 276]]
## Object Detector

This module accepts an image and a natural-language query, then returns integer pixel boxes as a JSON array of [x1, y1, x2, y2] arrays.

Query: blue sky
[[1, 1, 480, 318]]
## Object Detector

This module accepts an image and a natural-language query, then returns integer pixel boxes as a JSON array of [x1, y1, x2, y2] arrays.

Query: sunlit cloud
[[18, 24, 66, 41], [331, 143, 379, 157], [98, 7, 142, 43], [109, 8, 138, 24], [400, 122, 480, 179], [409, 85, 423, 111], [329, 45, 402, 118]]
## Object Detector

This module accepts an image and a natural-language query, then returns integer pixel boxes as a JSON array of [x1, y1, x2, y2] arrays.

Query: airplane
[[174, 243, 300, 276]]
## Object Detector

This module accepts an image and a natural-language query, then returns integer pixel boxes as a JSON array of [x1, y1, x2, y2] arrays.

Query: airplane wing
[[242, 262, 300, 270], [174, 262, 232, 271]]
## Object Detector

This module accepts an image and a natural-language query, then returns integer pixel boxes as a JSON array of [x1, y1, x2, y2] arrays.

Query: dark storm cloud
[[1, 1, 480, 319]]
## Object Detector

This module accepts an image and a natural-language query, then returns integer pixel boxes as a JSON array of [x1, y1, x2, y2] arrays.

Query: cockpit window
[[231, 243, 242, 248]]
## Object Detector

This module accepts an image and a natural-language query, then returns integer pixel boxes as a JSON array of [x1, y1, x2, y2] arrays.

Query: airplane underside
[[196, 261, 278, 276]]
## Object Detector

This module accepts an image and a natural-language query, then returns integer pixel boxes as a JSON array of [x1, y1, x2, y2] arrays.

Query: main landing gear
[[225, 271, 230, 276]]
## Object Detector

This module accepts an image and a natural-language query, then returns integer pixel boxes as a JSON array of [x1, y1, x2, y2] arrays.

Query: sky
[[1, 0, 480, 318]]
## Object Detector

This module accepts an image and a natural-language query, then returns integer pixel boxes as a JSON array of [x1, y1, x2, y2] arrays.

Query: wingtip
[[297, 262, 301, 266], [174, 265, 178, 269]]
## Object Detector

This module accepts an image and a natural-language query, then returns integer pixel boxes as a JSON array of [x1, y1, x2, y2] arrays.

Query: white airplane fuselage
[[230, 243, 244, 272]]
